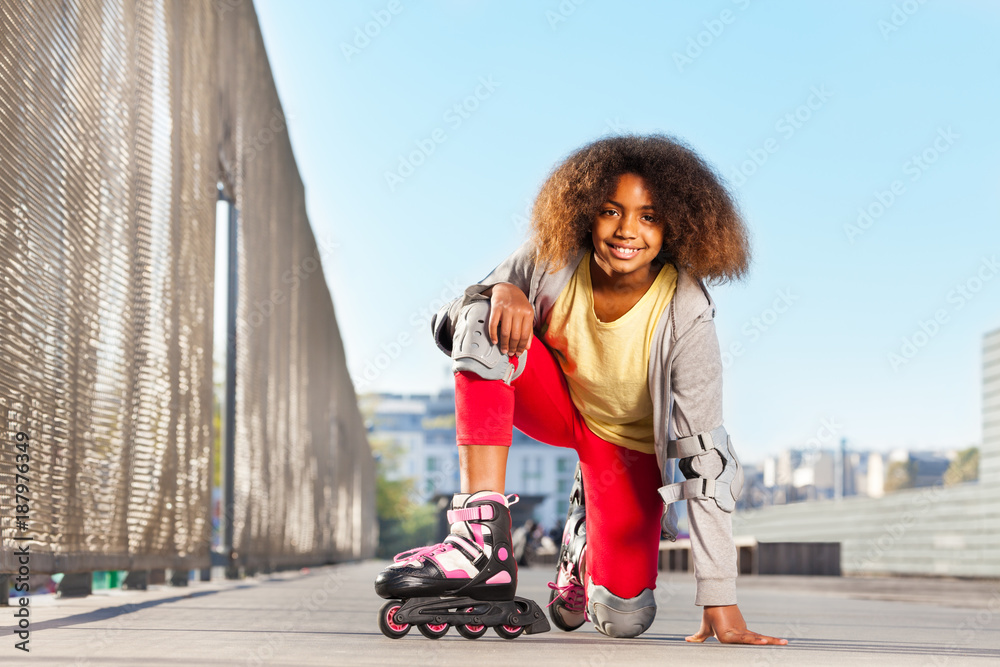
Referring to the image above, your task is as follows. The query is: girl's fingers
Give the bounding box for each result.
[685,617,714,643]
[509,313,523,356]
[488,302,502,345]
[519,316,533,354]
[488,299,533,356]
[721,630,787,645]
[498,309,512,354]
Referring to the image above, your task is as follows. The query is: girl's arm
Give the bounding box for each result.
[669,315,736,605]
[670,315,787,645]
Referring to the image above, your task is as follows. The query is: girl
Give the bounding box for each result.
[376,134,787,645]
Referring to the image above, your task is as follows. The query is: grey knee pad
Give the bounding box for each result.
[586,578,656,638]
[431,301,455,356]
[451,299,526,385]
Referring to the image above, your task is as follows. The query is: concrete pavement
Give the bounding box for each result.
[7,560,1000,665]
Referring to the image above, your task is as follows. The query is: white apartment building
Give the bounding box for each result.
[366,389,578,532]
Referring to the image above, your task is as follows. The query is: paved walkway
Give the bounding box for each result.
[6,560,1000,665]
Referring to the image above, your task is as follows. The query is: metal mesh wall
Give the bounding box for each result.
[0,0,375,573]
[215,2,377,569]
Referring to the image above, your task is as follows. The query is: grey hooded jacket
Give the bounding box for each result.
[433,239,738,606]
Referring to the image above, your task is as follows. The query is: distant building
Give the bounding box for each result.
[842,450,885,499]
[866,452,884,498]
[366,389,576,531]
[733,326,1000,578]
[757,442,952,507]
[888,448,952,488]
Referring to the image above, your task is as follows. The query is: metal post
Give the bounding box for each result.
[122,570,148,590]
[835,437,845,500]
[56,572,93,598]
[223,197,240,580]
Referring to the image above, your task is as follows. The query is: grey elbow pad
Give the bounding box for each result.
[658,425,744,513]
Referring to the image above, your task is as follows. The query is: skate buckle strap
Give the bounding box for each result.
[503,362,515,384]
[447,505,495,524]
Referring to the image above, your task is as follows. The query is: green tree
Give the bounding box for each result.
[359,394,439,558]
[884,459,916,492]
[944,446,979,485]
[371,435,438,558]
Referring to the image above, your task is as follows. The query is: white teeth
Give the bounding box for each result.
[613,246,639,255]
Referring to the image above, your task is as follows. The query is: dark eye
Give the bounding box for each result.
[602,209,619,216]
[641,214,655,222]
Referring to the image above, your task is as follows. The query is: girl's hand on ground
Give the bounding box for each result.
[685,604,788,645]
[484,282,533,356]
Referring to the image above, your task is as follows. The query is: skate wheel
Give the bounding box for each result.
[378,600,410,639]
[456,623,487,639]
[418,622,450,639]
[455,606,487,639]
[494,624,524,640]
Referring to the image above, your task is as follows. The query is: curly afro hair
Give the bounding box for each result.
[529,133,751,285]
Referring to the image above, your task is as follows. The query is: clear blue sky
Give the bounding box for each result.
[253,0,1000,462]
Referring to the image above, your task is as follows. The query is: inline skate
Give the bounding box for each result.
[547,461,588,631]
[375,490,550,640]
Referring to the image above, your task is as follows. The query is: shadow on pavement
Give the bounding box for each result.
[30,586,256,633]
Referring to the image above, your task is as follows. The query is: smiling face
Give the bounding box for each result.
[590,172,664,286]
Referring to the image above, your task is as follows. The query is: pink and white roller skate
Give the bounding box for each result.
[375,490,550,640]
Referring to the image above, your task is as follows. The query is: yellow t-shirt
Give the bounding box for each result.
[541,251,678,454]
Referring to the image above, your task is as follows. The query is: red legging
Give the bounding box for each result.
[455,333,663,599]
